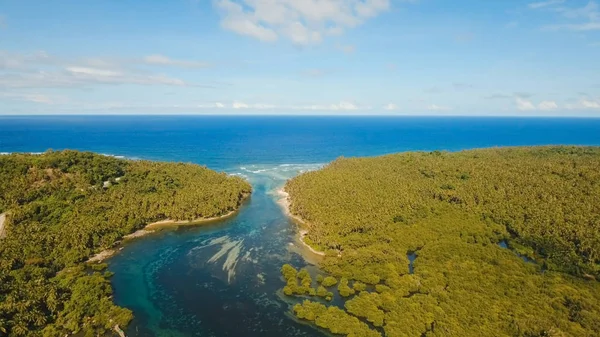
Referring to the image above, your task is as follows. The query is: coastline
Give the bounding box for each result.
[87,193,250,263]
[124,208,241,239]
[276,188,326,257]
[0,212,6,239]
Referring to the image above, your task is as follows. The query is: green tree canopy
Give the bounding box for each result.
[0,150,251,336]
[283,146,600,337]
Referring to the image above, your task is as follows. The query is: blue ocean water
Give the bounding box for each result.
[2,116,600,170]
[1,115,599,337]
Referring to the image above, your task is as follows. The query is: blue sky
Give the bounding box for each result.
[0,0,599,116]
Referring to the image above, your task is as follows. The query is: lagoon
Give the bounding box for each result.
[1,115,599,336]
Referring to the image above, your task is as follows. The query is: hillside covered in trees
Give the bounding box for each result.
[282,146,600,337]
[0,150,251,336]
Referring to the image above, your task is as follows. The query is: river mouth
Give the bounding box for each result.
[108,164,325,337]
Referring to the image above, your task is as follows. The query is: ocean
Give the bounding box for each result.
[1,115,599,337]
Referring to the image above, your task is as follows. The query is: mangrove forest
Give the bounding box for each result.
[281,146,600,337]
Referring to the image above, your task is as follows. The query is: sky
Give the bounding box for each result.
[0,0,599,116]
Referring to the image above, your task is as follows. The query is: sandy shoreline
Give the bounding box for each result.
[87,248,120,263]
[88,194,250,263]
[276,188,326,257]
[122,209,241,240]
[0,213,6,239]
[87,211,240,263]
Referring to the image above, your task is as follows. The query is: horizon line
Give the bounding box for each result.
[1,113,600,118]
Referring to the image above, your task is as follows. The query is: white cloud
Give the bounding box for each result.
[538,100,559,110]
[537,1,600,31]
[231,102,278,109]
[213,0,396,45]
[427,104,451,111]
[232,101,250,109]
[0,50,55,70]
[143,55,210,68]
[1,92,66,105]
[543,22,600,31]
[5,98,380,113]
[0,67,189,88]
[215,0,280,42]
[384,103,399,110]
[66,66,121,77]
[516,97,538,111]
[582,99,600,108]
[1,50,210,71]
[560,1,599,20]
[528,0,564,9]
[516,98,561,111]
[0,51,211,89]
[23,100,379,113]
[289,101,362,111]
[564,99,600,110]
[333,101,359,110]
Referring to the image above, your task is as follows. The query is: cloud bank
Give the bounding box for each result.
[213,0,398,45]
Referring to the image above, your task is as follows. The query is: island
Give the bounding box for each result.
[280,146,600,337]
[0,150,251,336]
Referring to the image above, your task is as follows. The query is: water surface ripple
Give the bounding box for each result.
[109,164,324,337]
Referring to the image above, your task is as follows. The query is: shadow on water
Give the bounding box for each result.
[407,252,417,274]
[498,240,536,264]
[108,164,326,337]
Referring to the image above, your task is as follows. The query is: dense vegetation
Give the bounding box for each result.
[0,150,251,336]
[282,146,600,337]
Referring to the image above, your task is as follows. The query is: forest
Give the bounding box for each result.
[0,150,251,336]
[282,146,600,337]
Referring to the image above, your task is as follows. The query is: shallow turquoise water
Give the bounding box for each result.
[108,164,325,337]
[2,116,600,336]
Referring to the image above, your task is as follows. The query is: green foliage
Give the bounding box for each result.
[89,263,108,271]
[352,281,367,292]
[281,264,297,280]
[294,301,381,337]
[316,285,328,297]
[283,147,600,336]
[322,276,338,287]
[338,277,355,297]
[294,300,327,322]
[0,150,251,336]
[345,292,385,327]
[281,264,316,296]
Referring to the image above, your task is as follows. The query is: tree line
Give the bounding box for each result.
[282,146,600,337]
[0,150,251,336]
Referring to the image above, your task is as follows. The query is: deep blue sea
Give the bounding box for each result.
[1,115,599,337]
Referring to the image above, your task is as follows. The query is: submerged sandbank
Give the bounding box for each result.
[276,188,326,257]
[87,194,250,263]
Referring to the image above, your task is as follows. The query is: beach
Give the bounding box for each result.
[276,188,326,257]
[87,212,239,263]
[87,248,119,263]
[123,209,242,240]
[0,213,6,239]
[88,194,250,263]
